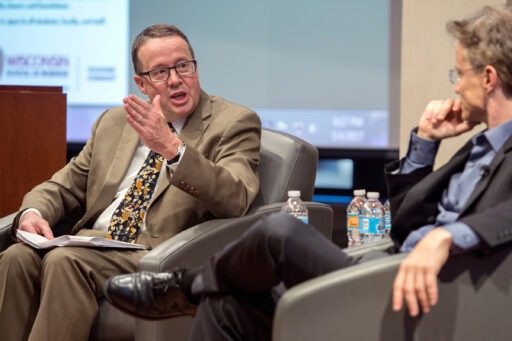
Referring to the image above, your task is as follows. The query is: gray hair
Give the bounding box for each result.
[447,6,512,96]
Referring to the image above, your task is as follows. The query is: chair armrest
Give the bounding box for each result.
[0,212,17,251]
[138,202,332,272]
[344,238,395,260]
[250,202,332,239]
[274,243,512,340]
[273,253,404,341]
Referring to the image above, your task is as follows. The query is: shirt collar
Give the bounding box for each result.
[481,119,512,152]
[169,117,187,134]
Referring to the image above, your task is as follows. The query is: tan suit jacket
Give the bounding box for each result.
[13,91,261,248]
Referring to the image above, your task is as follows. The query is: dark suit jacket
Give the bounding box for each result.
[12,90,261,248]
[386,134,512,250]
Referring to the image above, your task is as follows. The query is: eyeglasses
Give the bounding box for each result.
[138,60,197,82]
[449,66,482,84]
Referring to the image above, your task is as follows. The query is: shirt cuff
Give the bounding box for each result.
[19,208,42,222]
[400,128,440,174]
[399,224,435,252]
[443,222,481,250]
[165,145,186,172]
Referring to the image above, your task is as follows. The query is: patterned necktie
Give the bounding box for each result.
[107,150,164,243]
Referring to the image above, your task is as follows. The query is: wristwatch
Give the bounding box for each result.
[167,143,186,165]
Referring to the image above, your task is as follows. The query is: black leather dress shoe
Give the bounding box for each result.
[104,270,197,320]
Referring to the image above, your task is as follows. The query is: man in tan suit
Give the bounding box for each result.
[0,24,260,340]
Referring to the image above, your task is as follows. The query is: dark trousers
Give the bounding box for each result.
[188,212,361,341]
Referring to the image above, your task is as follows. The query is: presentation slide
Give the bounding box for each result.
[0,0,129,141]
[137,0,393,150]
[1,0,394,150]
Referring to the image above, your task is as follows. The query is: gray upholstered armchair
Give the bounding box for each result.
[0,128,334,341]
[273,239,512,340]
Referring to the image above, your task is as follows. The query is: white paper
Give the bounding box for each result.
[16,230,148,250]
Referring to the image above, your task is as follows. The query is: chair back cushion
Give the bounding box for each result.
[253,128,318,207]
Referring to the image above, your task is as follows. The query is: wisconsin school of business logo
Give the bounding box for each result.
[0,48,3,79]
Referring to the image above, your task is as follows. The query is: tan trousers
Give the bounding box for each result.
[0,243,148,341]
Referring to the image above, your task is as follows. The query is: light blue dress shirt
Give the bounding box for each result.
[399,120,512,252]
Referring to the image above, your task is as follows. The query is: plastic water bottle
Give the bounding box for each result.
[383,199,391,238]
[282,190,308,224]
[360,192,385,244]
[346,189,366,247]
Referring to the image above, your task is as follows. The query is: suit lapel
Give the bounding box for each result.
[86,122,139,220]
[462,135,512,212]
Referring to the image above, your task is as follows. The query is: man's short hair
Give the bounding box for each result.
[131,24,195,74]
[447,6,512,96]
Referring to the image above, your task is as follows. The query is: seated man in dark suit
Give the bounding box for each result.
[105,5,512,340]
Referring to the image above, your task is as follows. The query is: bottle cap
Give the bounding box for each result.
[367,192,380,199]
[353,189,366,196]
[288,190,301,198]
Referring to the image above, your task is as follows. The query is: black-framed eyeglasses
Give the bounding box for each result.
[138,60,197,82]
[449,66,482,84]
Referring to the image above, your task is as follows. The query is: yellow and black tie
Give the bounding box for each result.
[106,150,163,243]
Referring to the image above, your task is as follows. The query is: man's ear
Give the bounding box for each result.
[483,64,498,94]
[134,75,148,95]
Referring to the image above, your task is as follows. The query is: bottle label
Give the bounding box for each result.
[347,213,359,230]
[297,216,308,224]
[361,217,384,234]
[384,213,391,230]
